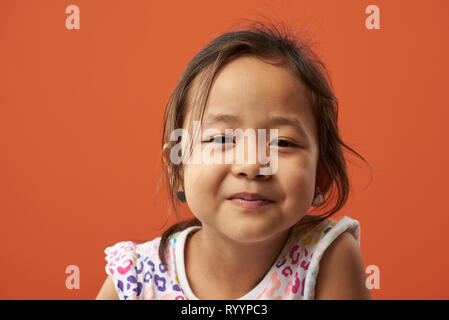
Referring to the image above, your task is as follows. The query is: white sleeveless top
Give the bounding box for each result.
[104,215,360,300]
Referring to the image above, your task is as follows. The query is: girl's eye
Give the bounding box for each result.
[202,136,298,148]
[270,139,298,148]
[203,135,234,144]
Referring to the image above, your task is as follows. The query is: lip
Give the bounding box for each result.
[228,198,274,209]
[227,192,275,209]
[227,192,274,202]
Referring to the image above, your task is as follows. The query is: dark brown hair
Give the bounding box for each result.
[155,19,372,270]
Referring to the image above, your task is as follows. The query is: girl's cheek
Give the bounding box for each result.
[184,164,218,189]
[277,162,313,189]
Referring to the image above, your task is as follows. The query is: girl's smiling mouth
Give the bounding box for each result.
[227,192,275,209]
[228,198,274,209]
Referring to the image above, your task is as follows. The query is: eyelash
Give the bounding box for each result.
[202,136,299,148]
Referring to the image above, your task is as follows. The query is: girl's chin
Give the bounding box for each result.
[213,221,287,244]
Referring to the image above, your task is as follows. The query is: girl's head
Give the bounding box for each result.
[158,20,370,266]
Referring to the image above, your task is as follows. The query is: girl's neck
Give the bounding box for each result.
[184,226,291,299]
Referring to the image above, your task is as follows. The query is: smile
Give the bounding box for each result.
[228,198,274,209]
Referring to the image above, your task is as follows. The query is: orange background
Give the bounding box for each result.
[1,0,448,299]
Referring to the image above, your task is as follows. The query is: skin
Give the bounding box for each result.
[96,55,371,300]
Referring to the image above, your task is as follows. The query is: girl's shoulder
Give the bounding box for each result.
[103,231,187,300]
[104,229,185,267]
[289,214,360,247]
[278,215,361,299]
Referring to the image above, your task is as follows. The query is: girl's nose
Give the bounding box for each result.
[231,162,271,181]
[230,134,273,180]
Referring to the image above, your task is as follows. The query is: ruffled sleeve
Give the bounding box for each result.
[104,241,142,300]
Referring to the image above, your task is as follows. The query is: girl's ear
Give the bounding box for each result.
[162,142,185,189]
[315,161,331,193]
[162,143,171,168]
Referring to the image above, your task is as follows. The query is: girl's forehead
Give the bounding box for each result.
[185,55,316,138]
[207,56,311,119]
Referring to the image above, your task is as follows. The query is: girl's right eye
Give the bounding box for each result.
[203,135,234,144]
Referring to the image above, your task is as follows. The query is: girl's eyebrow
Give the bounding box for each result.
[203,113,309,137]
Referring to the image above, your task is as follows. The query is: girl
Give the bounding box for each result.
[96,20,372,300]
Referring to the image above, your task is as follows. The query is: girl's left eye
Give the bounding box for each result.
[270,139,298,148]
[203,135,234,144]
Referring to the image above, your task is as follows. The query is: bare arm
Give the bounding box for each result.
[95,276,120,300]
[315,231,372,300]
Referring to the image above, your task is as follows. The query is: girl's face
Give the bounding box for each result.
[181,55,320,244]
